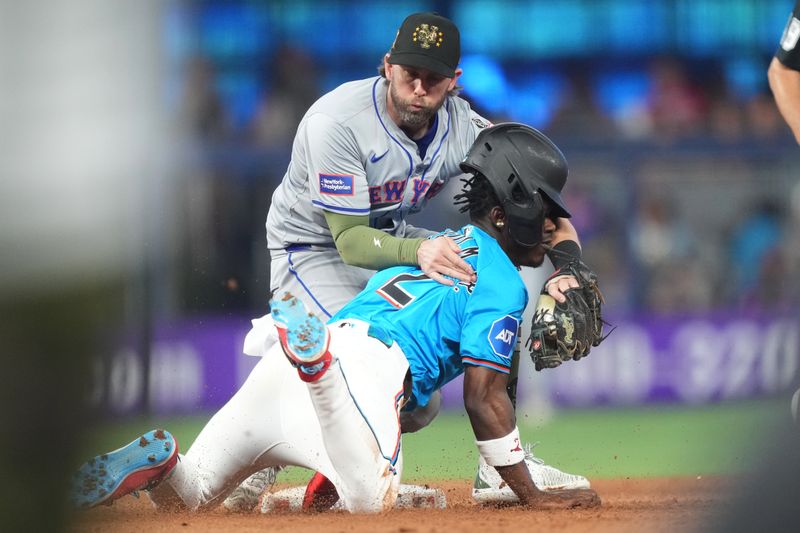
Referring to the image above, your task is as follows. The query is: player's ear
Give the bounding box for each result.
[448,68,462,91]
[490,206,506,230]
[384,54,393,79]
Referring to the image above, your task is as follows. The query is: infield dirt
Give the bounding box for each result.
[69,476,735,532]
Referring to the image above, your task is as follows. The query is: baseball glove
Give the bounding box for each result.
[527,259,607,371]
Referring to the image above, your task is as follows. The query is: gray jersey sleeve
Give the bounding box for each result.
[396,221,437,239]
[449,108,494,171]
[468,110,494,138]
[304,113,370,216]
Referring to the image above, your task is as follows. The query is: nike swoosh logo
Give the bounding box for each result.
[369,149,389,164]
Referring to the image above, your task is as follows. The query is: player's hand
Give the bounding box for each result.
[544,274,580,303]
[417,236,476,286]
[524,488,601,510]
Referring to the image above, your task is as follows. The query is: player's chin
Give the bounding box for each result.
[522,249,547,268]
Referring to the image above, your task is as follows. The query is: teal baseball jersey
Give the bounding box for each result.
[332,224,528,410]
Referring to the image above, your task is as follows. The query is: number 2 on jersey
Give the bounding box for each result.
[376,273,431,308]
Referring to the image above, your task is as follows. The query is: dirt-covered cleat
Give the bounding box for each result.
[270,292,332,382]
[472,444,590,504]
[222,467,280,513]
[71,429,179,509]
[302,471,339,512]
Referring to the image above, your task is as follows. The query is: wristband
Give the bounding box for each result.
[548,239,581,271]
[475,426,525,467]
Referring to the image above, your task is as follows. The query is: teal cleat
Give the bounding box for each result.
[71,429,178,509]
[270,292,332,382]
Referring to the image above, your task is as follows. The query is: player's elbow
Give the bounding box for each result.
[332,231,373,268]
[334,240,363,267]
[768,57,783,94]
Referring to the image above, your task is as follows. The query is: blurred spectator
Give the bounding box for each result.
[629,194,713,313]
[547,74,617,139]
[646,57,708,142]
[179,55,232,141]
[561,184,605,241]
[249,46,321,148]
[779,182,800,307]
[727,200,786,308]
[707,93,746,142]
[745,91,788,140]
[645,259,714,314]
[630,195,692,267]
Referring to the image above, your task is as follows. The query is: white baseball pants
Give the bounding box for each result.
[149,317,408,513]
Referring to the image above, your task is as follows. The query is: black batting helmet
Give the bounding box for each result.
[460,123,570,247]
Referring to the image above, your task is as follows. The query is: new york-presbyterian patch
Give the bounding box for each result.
[319,174,354,196]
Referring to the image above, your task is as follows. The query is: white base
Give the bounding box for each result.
[257,484,446,513]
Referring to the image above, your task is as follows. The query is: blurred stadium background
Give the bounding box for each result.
[61,0,800,417]
[1,0,799,528]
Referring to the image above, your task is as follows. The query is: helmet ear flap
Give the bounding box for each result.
[504,191,545,248]
[509,181,526,203]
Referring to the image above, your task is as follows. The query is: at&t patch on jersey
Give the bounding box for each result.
[319,174,354,196]
[488,315,519,359]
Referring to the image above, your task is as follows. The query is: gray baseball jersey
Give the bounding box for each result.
[266,76,491,249]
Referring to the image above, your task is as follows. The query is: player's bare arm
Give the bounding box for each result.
[543,217,582,303]
[463,365,599,508]
[768,57,800,144]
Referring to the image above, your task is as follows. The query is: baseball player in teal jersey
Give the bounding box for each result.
[70,123,599,513]
[331,225,527,412]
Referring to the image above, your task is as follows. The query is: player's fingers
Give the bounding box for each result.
[444,236,462,253]
[547,284,567,304]
[546,275,578,303]
[441,237,476,278]
[443,265,474,284]
[442,256,475,282]
[423,238,474,281]
[425,269,455,286]
[559,276,580,291]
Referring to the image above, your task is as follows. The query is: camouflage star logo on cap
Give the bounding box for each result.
[413,24,443,49]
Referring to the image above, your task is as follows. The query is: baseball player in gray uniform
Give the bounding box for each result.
[226,11,586,510]
[266,12,482,319]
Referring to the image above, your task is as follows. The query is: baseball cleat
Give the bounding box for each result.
[222,466,280,513]
[71,429,179,509]
[472,444,590,503]
[270,292,332,381]
[303,471,339,511]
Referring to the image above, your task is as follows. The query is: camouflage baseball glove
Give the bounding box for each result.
[527,259,607,371]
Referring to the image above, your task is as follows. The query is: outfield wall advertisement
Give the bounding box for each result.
[94,312,799,415]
